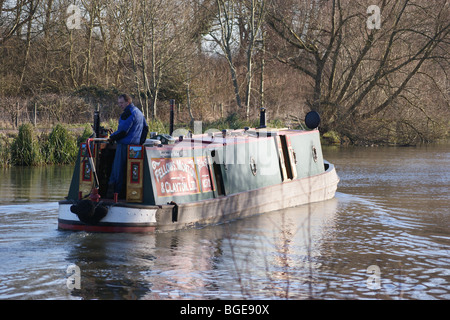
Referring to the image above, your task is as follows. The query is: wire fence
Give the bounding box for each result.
[0,101,118,130]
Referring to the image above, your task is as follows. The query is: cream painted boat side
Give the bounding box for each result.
[58,162,338,232]
[155,162,339,231]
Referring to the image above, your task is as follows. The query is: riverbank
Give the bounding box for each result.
[0,123,91,167]
[1,115,448,168]
[0,113,271,168]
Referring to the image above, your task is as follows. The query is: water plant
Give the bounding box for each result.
[10,123,43,166]
[0,134,12,167]
[77,124,94,146]
[43,124,78,164]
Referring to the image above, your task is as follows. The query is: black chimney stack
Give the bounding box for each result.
[259,107,266,128]
[170,99,175,136]
[93,110,100,138]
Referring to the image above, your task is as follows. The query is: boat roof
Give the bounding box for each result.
[147,128,317,151]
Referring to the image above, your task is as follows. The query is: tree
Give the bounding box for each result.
[208,0,243,110]
[242,0,265,119]
[206,0,266,119]
[110,0,193,120]
[0,0,40,46]
[267,0,450,142]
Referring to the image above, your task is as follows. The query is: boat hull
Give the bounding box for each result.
[58,161,339,233]
[58,202,158,233]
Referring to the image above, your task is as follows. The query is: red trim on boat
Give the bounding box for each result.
[58,221,156,233]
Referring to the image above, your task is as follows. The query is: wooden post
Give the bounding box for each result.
[15,102,19,128]
[33,102,37,127]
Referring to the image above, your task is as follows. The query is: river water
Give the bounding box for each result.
[0,144,448,300]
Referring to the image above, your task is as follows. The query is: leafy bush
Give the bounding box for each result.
[77,124,94,145]
[43,124,78,164]
[11,123,43,166]
[0,134,12,167]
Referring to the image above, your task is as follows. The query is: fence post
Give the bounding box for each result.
[15,102,19,128]
[34,103,37,127]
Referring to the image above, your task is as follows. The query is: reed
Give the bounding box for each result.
[10,123,43,166]
[6,123,87,166]
[43,124,78,164]
[77,124,94,146]
[0,134,12,167]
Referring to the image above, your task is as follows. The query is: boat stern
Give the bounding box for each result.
[58,200,158,233]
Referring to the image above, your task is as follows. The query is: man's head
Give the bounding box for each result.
[118,94,132,110]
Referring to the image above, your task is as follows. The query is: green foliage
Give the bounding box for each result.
[77,124,93,145]
[73,85,119,102]
[5,123,87,166]
[11,123,43,166]
[322,131,341,145]
[148,119,168,135]
[204,113,260,131]
[43,124,78,164]
[0,134,12,167]
[268,118,286,128]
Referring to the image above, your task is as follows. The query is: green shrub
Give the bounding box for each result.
[43,124,78,164]
[11,123,43,166]
[148,119,168,134]
[322,131,341,145]
[0,134,12,167]
[77,124,93,145]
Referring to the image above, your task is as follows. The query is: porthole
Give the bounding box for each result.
[250,157,257,176]
[312,146,318,162]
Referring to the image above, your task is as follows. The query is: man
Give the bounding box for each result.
[108,94,148,197]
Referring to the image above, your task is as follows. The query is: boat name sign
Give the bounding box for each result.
[151,157,213,197]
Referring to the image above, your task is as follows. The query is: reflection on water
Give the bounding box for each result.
[57,199,338,300]
[0,166,73,204]
[0,144,449,300]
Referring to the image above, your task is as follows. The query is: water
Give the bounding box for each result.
[0,145,448,300]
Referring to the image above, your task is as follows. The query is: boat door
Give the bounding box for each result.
[211,150,225,196]
[276,135,298,181]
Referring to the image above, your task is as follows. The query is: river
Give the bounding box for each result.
[0,144,448,300]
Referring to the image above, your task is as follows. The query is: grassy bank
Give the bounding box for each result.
[0,123,92,167]
[0,114,289,168]
[3,114,443,168]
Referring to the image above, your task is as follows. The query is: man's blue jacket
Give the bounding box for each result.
[110,104,148,145]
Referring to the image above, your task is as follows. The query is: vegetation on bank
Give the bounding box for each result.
[0,113,294,168]
[0,124,92,167]
[3,109,448,168]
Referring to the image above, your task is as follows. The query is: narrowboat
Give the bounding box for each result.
[58,110,339,233]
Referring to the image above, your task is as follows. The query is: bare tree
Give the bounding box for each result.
[206,0,266,118]
[0,0,40,46]
[110,0,191,120]
[0,0,447,144]
[266,0,450,142]
[243,0,265,119]
[207,0,243,110]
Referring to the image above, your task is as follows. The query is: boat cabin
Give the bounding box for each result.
[67,128,326,206]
